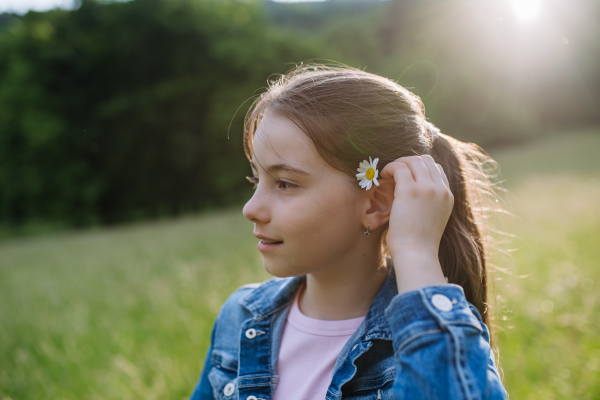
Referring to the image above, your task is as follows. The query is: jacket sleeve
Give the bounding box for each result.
[384,283,508,400]
[189,317,218,400]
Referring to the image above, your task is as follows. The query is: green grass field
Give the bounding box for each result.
[488,128,600,399]
[1,128,599,399]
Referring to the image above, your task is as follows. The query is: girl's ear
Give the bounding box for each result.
[364,179,394,230]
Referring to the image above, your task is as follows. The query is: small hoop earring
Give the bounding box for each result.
[364,223,371,237]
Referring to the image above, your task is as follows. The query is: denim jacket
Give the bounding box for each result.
[189,265,508,400]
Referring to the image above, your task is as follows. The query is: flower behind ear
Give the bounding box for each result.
[356,156,379,190]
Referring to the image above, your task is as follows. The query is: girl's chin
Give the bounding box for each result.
[263,262,307,278]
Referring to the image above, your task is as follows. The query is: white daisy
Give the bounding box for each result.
[355,156,379,190]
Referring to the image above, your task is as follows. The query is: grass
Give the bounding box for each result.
[487,127,600,399]
[1,127,599,399]
[0,210,272,399]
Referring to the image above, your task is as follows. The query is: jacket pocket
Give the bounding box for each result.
[208,349,239,400]
[208,366,239,400]
[342,371,395,400]
[342,384,394,400]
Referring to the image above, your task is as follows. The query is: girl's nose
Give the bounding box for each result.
[242,190,270,224]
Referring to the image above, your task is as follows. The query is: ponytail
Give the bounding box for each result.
[428,126,503,355]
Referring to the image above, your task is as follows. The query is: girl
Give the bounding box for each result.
[189,63,508,400]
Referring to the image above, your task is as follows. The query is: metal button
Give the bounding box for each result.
[223,382,235,397]
[245,328,257,339]
[246,396,258,400]
[431,294,453,312]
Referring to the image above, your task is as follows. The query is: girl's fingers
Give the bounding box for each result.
[436,163,450,189]
[420,155,445,185]
[380,155,451,193]
[380,160,414,185]
[394,156,432,183]
[381,155,439,184]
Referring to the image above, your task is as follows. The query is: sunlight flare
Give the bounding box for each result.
[512,0,541,21]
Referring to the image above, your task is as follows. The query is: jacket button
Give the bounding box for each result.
[431,294,453,312]
[246,396,258,400]
[245,328,257,339]
[223,382,235,397]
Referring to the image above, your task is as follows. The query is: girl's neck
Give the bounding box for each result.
[297,258,389,321]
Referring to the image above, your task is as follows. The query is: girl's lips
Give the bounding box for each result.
[257,240,283,252]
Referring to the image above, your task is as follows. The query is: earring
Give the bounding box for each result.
[364,223,371,237]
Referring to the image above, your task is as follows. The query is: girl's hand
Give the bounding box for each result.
[379,155,454,294]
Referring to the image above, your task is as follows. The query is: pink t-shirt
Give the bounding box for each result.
[272,282,366,400]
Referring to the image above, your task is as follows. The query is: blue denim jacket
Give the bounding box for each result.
[189,265,507,400]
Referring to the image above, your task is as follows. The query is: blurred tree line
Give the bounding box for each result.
[0,0,598,230]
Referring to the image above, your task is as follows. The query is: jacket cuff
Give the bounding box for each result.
[384,284,483,339]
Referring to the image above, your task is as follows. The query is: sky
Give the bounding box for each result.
[0,0,542,20]
[0,0,329,15]
[0,0,75,14]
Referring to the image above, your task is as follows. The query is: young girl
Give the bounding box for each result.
[189,63,508,400]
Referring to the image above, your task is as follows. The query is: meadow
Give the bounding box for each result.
[1,128,599,399]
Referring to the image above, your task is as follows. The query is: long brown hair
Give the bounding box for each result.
[242,61,508,369]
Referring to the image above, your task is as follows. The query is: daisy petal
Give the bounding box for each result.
[357,156,384,190]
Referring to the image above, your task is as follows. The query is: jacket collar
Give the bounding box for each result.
[238,261,398,341]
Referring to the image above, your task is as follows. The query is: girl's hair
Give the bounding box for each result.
[242,62,509,366]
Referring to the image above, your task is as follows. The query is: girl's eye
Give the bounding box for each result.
[278,180,297,190]
[245,176,298,191]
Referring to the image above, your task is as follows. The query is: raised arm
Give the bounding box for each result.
[378,155,507,398]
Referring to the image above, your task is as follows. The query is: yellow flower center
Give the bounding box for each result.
[366,168,375,180]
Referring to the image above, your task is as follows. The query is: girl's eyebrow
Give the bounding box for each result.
[250,161,309,176]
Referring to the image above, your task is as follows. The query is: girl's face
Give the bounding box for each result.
[242,111,366,278]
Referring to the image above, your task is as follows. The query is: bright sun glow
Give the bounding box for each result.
[512,0,541,21]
